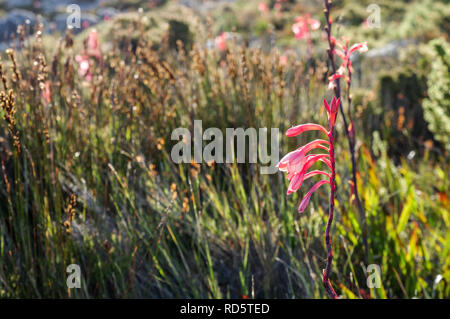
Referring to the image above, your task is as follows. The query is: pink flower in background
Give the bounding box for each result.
[41,81,51,105]
[274,1,283,16]
[82,20,90,29]
[75,29,103,81]
[75,54,93,81]
[86,29,102,62]
[278,97,340,213]
[215,32,228,52]
[275,0,287,11]
[292,14,320,40]
[258,2,269,13]
[292,14,320,59]
[328,36,367,88]
[87,30,99,50]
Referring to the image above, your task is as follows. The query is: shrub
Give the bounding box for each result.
[422,38,450,152]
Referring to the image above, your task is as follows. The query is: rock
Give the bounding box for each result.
[97,7,119,21]
[0,9,37,42]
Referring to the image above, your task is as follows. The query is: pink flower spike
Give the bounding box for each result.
[349,42,368,54]
[292,15,320,40]
[300,139,330,154]
[330,36,337,46]
[86,29,102,62]
[286,123,329,137]
[327,81,336,91]
[87,29,99,51]
[277,149,302,172]
[286,156,329,195]
[41,81,51,105]
[302,154,330,174]
[277,140,329,175]
[333,38,346,51]
[298,180,330,213]
[333,49,346,60]
[320,157,332,169]
[287,167,330,195]
[332,97,341,114]
[292,21,307,39]
[328,73,344,82]
[309,18,321,30]
[258,2,269,13]
[215,32,228,52]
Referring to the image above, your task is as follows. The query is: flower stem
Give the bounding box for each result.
[323,0,368,265]
[323,126,338,299]
[346,63,369,265]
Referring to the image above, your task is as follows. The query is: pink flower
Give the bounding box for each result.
[278,97,340,212]
[86,29,102,62]
[274,2,282,12]
[82,20,90,29]
[41,81,51,105]
[75,29,103,81]
[75,54,93,81]
[215,32,228,52]
[323,96,340,127]
[279,49,296,66]
[258,2,269,13]
[328,36,368,89]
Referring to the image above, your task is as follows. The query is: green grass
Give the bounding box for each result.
[0,0,448,299]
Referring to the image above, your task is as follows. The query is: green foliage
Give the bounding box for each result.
[423,38,450,152]
[398,0,450,40]
[0,0,448,299]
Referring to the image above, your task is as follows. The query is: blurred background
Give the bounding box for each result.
[0,0,448,298]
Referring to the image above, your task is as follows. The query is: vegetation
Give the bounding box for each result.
[0,0,448,298]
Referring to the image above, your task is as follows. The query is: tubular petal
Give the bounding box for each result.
[298,180,330,213]
[333,49,346,60]
[304,170,331,180]
[287,173,303,194]
[309,18,321,30]
[287,155,330,195]
[323,98,331,114]
[328,73,344,82]
[349,42,368,54]
[286,123,329,137]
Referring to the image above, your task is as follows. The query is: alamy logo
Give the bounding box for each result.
[366,264,382,288]
[66,264,81,288]
[67,4,81,29]
[366,4,381,29]
[171,120,280,174]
